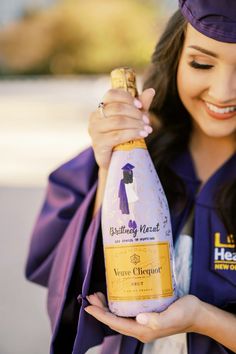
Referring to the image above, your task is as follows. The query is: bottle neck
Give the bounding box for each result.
[113,139,147,151]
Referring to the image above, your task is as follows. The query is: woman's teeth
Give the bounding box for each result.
[206,102,236,114]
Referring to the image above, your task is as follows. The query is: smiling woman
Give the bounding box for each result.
[25,1,236,354]
[178,26,236,140]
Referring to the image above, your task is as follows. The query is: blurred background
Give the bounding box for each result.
[0,1,177,353]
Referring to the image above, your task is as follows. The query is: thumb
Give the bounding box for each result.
[139,88,156,112]
[136,312,165,330]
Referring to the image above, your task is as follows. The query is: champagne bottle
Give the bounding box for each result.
[101,67,177,317]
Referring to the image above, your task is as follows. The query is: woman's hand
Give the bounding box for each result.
[88,88,155,170]
[84,292,202,343]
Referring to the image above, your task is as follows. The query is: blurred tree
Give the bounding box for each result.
[0,0,161,75]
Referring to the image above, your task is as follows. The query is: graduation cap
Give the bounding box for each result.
[179,0,236,43]
[121,163,135,171]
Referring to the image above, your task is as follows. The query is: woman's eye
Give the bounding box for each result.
[189,60,213,70]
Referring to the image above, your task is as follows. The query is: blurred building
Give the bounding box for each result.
[0,0,56,26]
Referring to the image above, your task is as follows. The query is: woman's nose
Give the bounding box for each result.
[208,68,236,104]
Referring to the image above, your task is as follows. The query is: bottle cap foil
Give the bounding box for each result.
[111,67,138,98]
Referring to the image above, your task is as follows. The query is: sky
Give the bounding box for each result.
[0,0,56,25]
[0,0,178,26]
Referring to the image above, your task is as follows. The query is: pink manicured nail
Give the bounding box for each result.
[134,98,142,109]
[144,125,153,134]
[142,114,150,124]
[139,130,148,138]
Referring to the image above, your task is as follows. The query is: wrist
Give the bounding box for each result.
[92,168,109,218]
[190,299,209,335]
[99,167,109,174]
[98,168,108,182]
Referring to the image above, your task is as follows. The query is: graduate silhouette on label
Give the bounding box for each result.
[118,163,139,229]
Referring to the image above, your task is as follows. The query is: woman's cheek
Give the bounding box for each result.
[178,68,206,103]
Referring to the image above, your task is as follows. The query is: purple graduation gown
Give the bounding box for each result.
[25,147,236,354]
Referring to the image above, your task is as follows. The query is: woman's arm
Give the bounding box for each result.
[85,293,236,353]
[194,300,236,352]
[92,168,108,217]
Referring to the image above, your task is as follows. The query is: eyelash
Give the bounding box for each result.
[189,60,214,70]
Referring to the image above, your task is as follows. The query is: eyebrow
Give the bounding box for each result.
[188,45,218,58]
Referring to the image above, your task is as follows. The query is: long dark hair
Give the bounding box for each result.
[143,10,236,237]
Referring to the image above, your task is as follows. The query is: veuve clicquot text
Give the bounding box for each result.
[101,67,177,317]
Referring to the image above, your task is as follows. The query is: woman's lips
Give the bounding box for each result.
[203,101,236,120]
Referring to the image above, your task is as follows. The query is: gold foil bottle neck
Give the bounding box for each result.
[110,67,146,151]
[111,67,138,98]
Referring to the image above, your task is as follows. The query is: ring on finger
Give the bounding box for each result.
[98,102,107,118]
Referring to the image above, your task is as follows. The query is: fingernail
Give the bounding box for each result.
[136,314,148,325]
[134,98,142,109]
[142,114,150,124]
[139,130,148,138]
[144,125,153,134]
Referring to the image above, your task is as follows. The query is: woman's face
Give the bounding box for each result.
[177,24,236,139]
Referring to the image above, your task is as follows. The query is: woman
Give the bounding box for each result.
[25,1,236,353]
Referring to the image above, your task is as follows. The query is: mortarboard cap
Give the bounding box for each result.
[179,0,236,43]
[122,163,135,171]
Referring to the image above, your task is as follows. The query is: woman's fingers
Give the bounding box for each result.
[136,295,201,333]
[139,88,156,112]
[88,98,150,139]
[86,293,109,310]
[92,127,151,152]
[101,102,144,120]
[88,87,155,170]
[136,312,164,331]
[84,304,146,338]
[102,89,142,108]
[102,88,156,113]
[95,292,108,307]
[85,295,202,344]
[92,115,151,134]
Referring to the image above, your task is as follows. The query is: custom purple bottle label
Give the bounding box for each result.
[102,145,177,316]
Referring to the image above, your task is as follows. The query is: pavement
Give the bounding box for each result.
[0,76,110,354]
[0,186,49,354]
